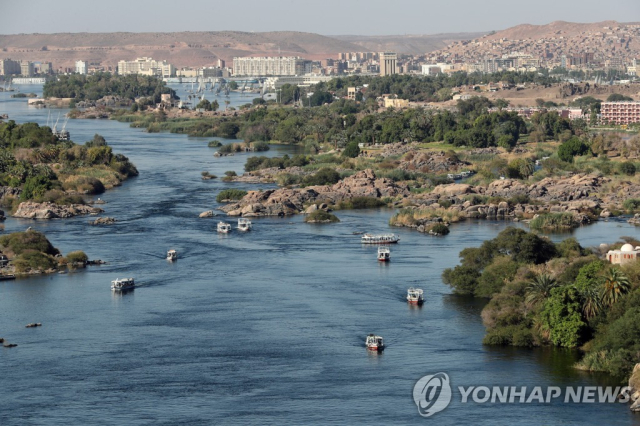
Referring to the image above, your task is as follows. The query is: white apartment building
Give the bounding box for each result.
[117,57,175,78]
[233,57,310,76]
[75,60,88,75]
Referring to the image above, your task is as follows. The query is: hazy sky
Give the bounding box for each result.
[1,0,639,35]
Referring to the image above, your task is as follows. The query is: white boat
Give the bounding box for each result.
[407,288,424,305]
[377,246,390,262]
[361,233,399,244]
[111,278,135,291]
[237,218,252,231]
[217,221,232,233]
[365,334,384,351]
[166,249,177,261]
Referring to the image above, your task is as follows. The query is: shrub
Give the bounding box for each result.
[216,189,247,203]
[208,140,222,148]
[251,141,270,152]
[13,250,58,273]
[529,213,578,230]
[304,210,340,223]
[338,196,386,209]
[218,144,241,154]
[302,168,341,186]
[619,161,636,176]
[623,199,640,213]
[62,176,105,194]
[224,171,237,177]
[557,137,591,163]
[342,141,360,158]
[65,250,88,265]
[427,222,450,236]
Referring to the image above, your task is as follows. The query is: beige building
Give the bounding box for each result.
[20,61,34,77]
[379,52,397,76]
[607,244,640,265]
[233,56,310,76]
[347,87,357,100]
[0,59,21,76]
[117,57,175,78]
[382,96,408,108]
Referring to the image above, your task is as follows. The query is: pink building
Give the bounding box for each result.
[601,101,640,125]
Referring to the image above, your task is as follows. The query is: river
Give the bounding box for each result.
[1,85,639,425]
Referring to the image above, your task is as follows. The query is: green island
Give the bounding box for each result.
[0,229,89,275]
[443,228,640,379]
[0,120,138,218]
[43,73,177,107]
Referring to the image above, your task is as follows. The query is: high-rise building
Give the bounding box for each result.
[232,56,310,76]
[20,61,34,77]
[379,52,397,76]
[75,60,88,75]
[217,59,226,69]
[0,59,21,76]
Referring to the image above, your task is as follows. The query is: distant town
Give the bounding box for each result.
[2,22,640,126]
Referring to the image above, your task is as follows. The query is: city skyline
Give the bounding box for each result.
[0,0,639,35]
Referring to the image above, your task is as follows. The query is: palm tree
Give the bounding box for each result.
[602,267,631,306]
[526,274,557,307]
[578,285,603,320]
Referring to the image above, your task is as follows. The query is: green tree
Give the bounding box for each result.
[342,141,360,158]
[526,274,558,307]
[540,286,586,347]
[619,161,636,176]
[602,267,631,307]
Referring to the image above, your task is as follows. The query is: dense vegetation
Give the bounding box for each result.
[43,73,177,102]
[319,71,559,102]
[0,121,138,207]
[0,230,88,273]
[116,95,532,150]
[443,228,640,378]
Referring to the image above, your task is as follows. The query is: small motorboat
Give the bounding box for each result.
[407,288,424,305]
[377,246,390,262]
[217,221,232,233]
[365,334,384,351]
[166,249,177,261]
[237,218,252,232]
[111,278,135,291]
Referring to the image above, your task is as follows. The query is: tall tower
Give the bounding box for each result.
[379,52,397,76]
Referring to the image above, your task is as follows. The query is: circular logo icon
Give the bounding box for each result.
[413,372,452,417]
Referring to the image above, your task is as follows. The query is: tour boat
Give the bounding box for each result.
[365,334,384,351]
[237,218,252,232]
[377,246,390,262]
[217,221,232,233]
[406,288,424,305]
[166,249,177,261]
[111,278,135,291]
[361,233,399,244]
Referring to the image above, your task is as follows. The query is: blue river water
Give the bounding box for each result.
[0,85,639,425]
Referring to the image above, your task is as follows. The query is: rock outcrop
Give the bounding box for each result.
[13,202,103,219]
[221,169,409,217]
[199,210,214,218]
[628,364,640,411]
[89,217,117,225]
